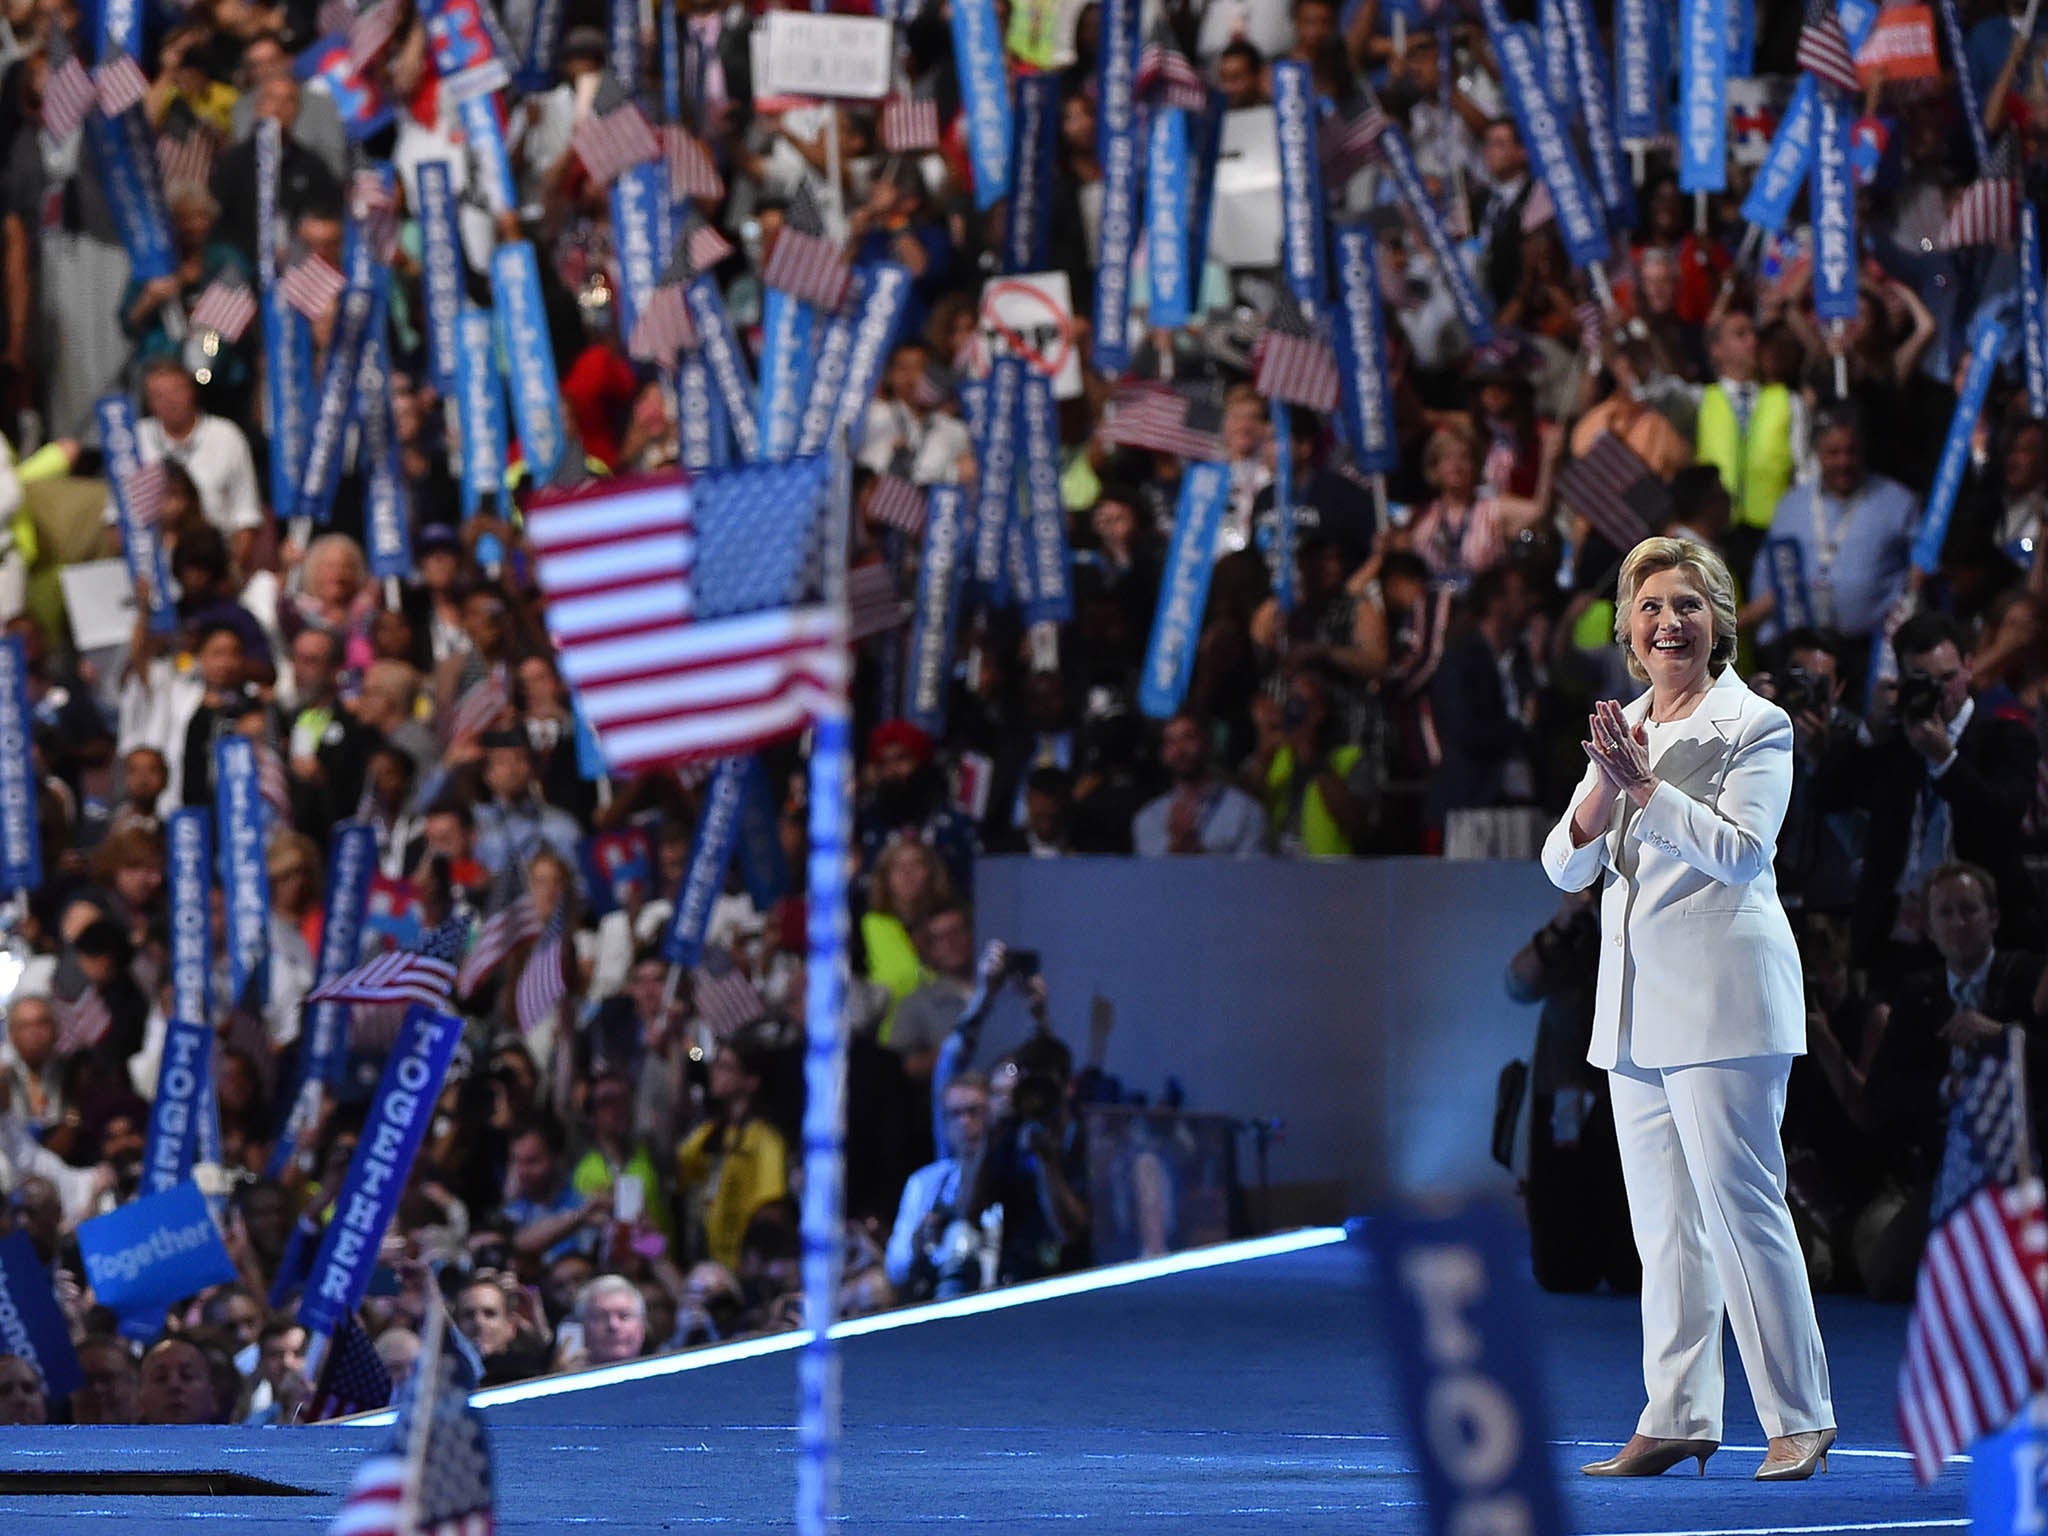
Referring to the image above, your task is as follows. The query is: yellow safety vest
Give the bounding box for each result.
[1695,382,1793,531]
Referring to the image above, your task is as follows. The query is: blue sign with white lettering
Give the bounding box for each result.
[0,1232,80,1399]
[77,1180,236,1318]
[1362,1202,1565,1536]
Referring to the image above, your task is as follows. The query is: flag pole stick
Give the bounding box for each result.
[1694,190,1707,235]
[796,430,855,1536]
[1831,319,1848,398]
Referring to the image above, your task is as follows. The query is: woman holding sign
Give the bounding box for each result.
[1542,537,1834,1482]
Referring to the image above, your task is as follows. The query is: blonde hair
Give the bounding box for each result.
[1423,422,1481,489]
[1612,536,1739,683]
[869,838,955,927]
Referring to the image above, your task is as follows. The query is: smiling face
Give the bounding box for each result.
[1628,566,1716,697]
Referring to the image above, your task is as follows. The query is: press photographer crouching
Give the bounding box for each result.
[929,943,1092,1289]
[1754,628,1864,916]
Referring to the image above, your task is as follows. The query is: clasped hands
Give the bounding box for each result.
[1583,699,1658,808]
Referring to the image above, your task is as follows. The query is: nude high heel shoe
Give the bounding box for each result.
[1581,1437,1718,1477]
[1754,1428,1835,1482]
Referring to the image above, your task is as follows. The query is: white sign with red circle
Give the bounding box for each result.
[979,271,1081,400]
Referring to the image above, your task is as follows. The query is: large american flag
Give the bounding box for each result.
[761,185,851,311]
[1556,433,1665,555]
[304,1313,392,1424]
[92,53,149,118]
[1938,134,2020,250]
[1135,18,1209,112]
[526,459,846,775]
[280,254,348,322]
[41,57,95,142]
[53,987,111,1056]
[1898,1047,2048,1484]
[512,908,567,1034]
[661,125,724,203]
[190,279,258,343]
[880,95,941,153]
[458,894,540,997]
[1099,383,1228,462]
[571,76,660,186]
[1253,294,1340,413]
[1795,0,1863,96]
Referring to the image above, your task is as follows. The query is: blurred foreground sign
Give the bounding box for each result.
[1362,1201,1565,1536]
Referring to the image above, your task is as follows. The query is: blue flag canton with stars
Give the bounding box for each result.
[396,1344,494,1534]
[688,457,834,621]
[1932,1050,2028,1226]
[414,910,471,966]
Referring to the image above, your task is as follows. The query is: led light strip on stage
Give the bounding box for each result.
[340,1227,1349,1424]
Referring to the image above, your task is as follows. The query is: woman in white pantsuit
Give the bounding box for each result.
[1543,537,1835,1482]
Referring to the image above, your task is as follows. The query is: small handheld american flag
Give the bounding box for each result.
[304,1313,392,1424]
[661,125,724,203]
[1319,105,1389,187]
[190,279,259,344]
[513,907,568,1035]
[1556,433,1666,556]
[156,130,217,194]
[691,951,766,1039]
[628,282,697,363]
[280,254,349,322]
[53,987,111,1056]
[121,462,168,527]
[1794,0,1863,96]
[761,183,852,312]
[1253,294,1340,413]
[1938,133,2020,251]
[348,0,403,70]
[863,474,928,536]
[41,57,95,142]
[571,75,660,186]
[1135,18,1209,112]
[1099,383,1228,462]
[1898,1042,2048,1484]
[308,948,461,1011]
[92,53,149,119]
[880,95,941,153]
[459,894,541,997]
[847,561,908,642]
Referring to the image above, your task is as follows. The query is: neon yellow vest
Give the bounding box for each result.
[1263,745,1363,858]
[1696,382,1793,531]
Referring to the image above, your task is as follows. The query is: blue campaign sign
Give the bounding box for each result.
[77,1180,236,1319]
[1362,1201,1566,1536]
[0,1232,81,1399]
[1973,1398,2048,1533]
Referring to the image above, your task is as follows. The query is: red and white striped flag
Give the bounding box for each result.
[572,79,660,186]
[1252,296,1339,413]
[1898,1050,2048,1483]
[864,474,927,536]
[1575,300,1607,362]
[155,129,216,192]
[308,948,461,1010]
[526,462,847,774]
[1557,432,1665,554]
[279,253,347,321]
[1099,382,1228,462]
[880,95,941,153]
[627,284,697,363]
[1795,0,1863,96]
[761,182,850,309]
[690,960,765,1039]
[847,561,907,642]
[190,279,258,343]
[121,462,168,527]
[686,217,735,274]
[513,910,568,1034]
[458,894,541,997]
[41,57,95,141]
[92,53,149,118]
[350,169,400,263]
[316,0,355,37]
[1319,106,1389,186]
[256,744,292,822]
[661,125,724,202]
[53,988,111,1055]
[1938,135,2020,250]
[440,667,509,745]
[1135,20,1209,112]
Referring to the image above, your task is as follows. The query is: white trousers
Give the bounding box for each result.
[1608,1055,1834,1441]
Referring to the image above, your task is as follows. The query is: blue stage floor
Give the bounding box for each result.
[0,1232,1972,1533]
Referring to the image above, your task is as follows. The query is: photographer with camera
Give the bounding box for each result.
[884,1071,991,1300]
[1847,612,2040,981]
[1757,629,1865,915]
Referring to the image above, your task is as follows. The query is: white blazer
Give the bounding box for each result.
[1541,666,1806,1071]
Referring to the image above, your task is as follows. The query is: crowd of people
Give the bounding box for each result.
[0,0,2043,1423]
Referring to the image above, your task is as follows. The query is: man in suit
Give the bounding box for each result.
[1860,862,2047,1297]
[1474,119,1531,309]
[1844,611,2039,980]
[210,73,342,275]
[1428,562,1543,853]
